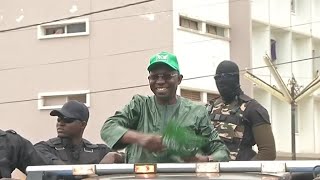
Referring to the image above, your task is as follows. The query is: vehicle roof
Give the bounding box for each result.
[83,172,289,180]
[26,160,320,180]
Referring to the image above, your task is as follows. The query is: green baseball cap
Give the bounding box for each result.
[147,51,180,72]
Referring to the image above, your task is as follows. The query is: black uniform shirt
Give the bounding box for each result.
[241,99,271,146]
[0,129,48,178]
[35,137,111,165]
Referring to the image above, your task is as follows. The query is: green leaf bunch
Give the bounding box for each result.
[162,121,207,157]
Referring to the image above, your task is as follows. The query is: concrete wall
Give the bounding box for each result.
[0,0,174,142]
[0,1,174,177]
[229,0,253,96]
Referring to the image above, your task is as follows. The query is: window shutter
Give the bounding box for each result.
[179,17,199,30]
[207,93,219,103]
[180,89,201,101]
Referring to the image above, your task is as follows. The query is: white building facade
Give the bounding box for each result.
[230,0,320,158]
[173,0,231,102]
[174,0,320,158]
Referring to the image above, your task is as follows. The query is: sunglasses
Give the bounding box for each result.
[148,73,178,81]
[57,117,79,124]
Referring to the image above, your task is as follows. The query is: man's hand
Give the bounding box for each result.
[120,131,165,152]
[137,134,165,152]
[99,152,124,164]
[182,154,209,163]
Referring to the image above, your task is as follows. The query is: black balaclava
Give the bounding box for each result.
[215,60,243,103]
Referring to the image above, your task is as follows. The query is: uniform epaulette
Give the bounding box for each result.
[48,137,62,145]
[238,94,252,102]
[96,143,108,148]
[83,139,98,148]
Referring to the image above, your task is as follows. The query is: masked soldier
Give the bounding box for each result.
[0,129,48,178]
[207,60,276,161]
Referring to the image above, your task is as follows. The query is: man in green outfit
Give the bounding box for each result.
[100,51,229,163]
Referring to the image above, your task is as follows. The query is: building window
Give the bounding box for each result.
[45,26,65,35]
[270,39,277,61]
[207,93,219,103]
[178,15,229,40]
[180,89,220,105]
[179,16,199,31]
[291,0,296,14]
[180,89,219,104]
[38,90,90,109]
[180,89,201,102]
[206,24,226,37]
[37,18,89,39]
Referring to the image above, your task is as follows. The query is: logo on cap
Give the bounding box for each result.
[156,54,169,61]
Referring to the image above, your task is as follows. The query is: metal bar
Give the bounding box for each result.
[26,160,320,176]
[243,71,290,103]
[286,161,320,172]
[295,78,320,102]
[157,163,196,173]
[291,103,296,160]
[27,165,74,174]
[291,79,297,160]
[95,164,134,174]
[26,171,44,180]
[220,161,261,172]
[264,55,293,102]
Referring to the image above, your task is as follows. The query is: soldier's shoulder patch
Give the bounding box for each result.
[240,103,247,111]
[83,139,99,149]
[6,129,17,134]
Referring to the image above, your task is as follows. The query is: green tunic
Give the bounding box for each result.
[101,95,229,163]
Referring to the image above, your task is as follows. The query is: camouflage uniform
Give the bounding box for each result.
[207,94,260,160]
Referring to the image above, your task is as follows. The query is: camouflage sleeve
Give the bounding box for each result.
[197,108,230,162]
[244,100,271,127]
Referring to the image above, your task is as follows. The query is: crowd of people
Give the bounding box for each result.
[0,51,276,178]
